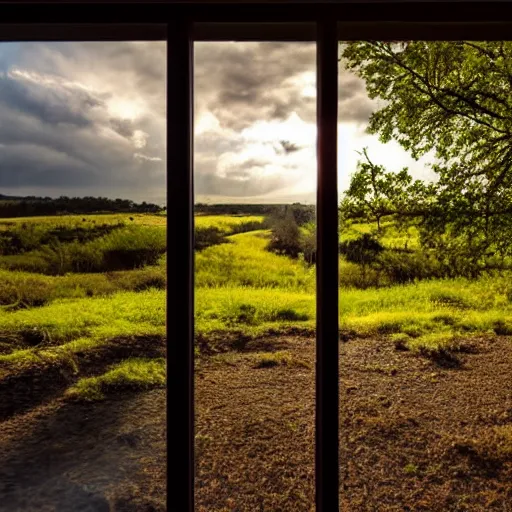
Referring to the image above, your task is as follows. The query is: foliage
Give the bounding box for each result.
[342,41,512,272]
[0,194,161,218]
[266,210,303,258]
[340,148,432,232]
[339,233,384,266]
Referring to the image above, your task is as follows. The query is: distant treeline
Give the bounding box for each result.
[195,202,315,221]
[0,195,162,218]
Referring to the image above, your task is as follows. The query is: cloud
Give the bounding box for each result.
[194,42,317,132]
[0,40,391,203]
[134,153,162,162]
[0,42,166,202]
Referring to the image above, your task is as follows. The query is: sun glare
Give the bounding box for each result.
[107,98,144,120]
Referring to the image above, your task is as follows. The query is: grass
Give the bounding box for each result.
[341,217,421,250]
[0,265,165,308]
[2,225,512,370]
[0,213,166,229]
[0,224,166,275]
[66,357,166,401]
[194,215,265,234]
[3,211,512,402]
[195,230,315,290]
[0,289,166,367]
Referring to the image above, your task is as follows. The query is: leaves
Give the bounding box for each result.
[342,41,512,272]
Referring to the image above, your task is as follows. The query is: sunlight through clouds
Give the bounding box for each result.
[0,40,437,204]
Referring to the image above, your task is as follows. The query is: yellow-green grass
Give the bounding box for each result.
[0,213,166,229]
[0,224,167,275]
[0,265,165,308]
[341,219,420,250]
[195,230,315,290]
[66,357,166,401]
[194,214,265,233]
[0,213,262,231]
[2,213,512,376]
[2,275,512,370]
[0,289,166,367]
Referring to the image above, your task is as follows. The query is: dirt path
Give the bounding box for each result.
[2,335,512,511]
[195,335,512,511]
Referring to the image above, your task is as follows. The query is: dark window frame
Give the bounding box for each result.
[2,3,512,510]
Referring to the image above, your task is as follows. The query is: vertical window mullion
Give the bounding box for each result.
[316,18,340,512]
[167,18,195,512]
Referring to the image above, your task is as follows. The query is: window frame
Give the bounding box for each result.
[2,3,512,511]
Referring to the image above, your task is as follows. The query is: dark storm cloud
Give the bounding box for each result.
[0,72,100,128]
[0,40,376,201]
[338,72,377,124]
[195,171,289,197]
[195,42,376,131]
[195,42,317,131]
[0,42,166,201]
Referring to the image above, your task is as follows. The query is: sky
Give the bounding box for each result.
[0,41,436,205]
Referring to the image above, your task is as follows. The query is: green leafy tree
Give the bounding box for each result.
[342,41,512,271]
[267,210,302,258]
[340,148,433,233]
[300,221,317,265]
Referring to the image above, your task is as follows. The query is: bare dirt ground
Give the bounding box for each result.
[2,334,512,511]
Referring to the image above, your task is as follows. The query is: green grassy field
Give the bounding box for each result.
[194,214,265,234]
[341,217,421,250]
[1,212,511,403]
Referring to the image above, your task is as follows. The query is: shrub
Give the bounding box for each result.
[267,212,303,258]
[377,250,441,284]
[339,259,383,289]
[339,233,384,266]
[194,226,228,251]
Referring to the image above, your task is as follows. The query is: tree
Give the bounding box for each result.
[342,41,512,269]
[340,148,433,233]
[266,209,302,258]
[301,221,317,265]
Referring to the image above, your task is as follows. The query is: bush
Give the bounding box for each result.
[339,234,384,265]
[267,212,302,258]
[339,259,384,289]
[195,226,228,251]
[377,250,441,284]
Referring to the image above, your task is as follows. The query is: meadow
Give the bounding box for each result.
[1,211,511,401]
[2,210,512,511]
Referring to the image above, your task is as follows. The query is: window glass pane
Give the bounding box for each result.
[194,40,316,511]
[0,40,167,511]
[338,39,512,510]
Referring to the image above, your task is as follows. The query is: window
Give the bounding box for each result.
[1,3,512,511]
